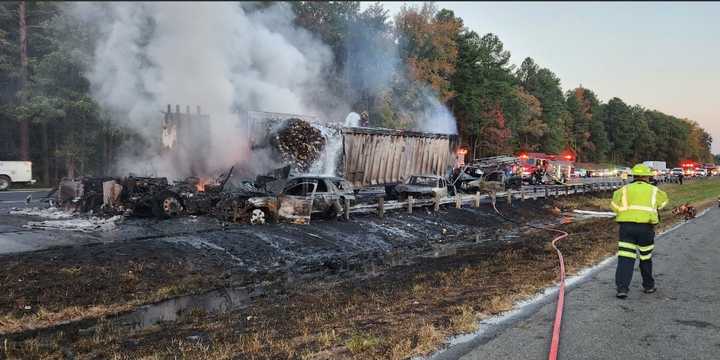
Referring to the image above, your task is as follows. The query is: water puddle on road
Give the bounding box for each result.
[111,286,258,331]
[7,286,262,342]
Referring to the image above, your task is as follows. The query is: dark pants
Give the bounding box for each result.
[615,222,655,292]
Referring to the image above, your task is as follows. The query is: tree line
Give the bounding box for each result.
[0,2,714,185]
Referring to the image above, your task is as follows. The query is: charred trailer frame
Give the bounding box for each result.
[161,104,212,176]
[341,127,459,187]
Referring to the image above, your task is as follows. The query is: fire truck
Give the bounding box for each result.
[680,160,702,177]
[517,151,575,185]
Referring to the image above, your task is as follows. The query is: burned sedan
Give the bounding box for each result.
[212,180,277,225]
[278,176,355,220]
[460,170,523,193]
[393,175,452,200]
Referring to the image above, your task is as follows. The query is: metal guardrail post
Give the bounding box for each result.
[507,191,512,205]
[344,197,351,221]
[433,193,440,212]
[408,196,414,214]
[377,196,384,219]
[456,194,462,208]
[474,191,481,208]
[545,187,549,198]
[520,188,525,201]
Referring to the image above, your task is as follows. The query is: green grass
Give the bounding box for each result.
[659,177,720,208]
[345,333,381,354]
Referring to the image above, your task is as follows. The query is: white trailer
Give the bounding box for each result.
[642,161,667,171]
[0,161,35,190]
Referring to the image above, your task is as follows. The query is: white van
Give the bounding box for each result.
[0,161,36,190]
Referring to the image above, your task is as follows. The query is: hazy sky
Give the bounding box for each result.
[362,2,719,153]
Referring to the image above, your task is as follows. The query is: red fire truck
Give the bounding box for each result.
[680,160,702,177]
[517,151,575,184]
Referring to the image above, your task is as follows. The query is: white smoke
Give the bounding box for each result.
[309,112,362,176]
[344,112,361,128]
[416,88,458,134]
[66,2,335,179]
[342,8,457,135]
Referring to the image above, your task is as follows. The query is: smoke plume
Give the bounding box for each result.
[66,2,457,180]
[66,2,335,179]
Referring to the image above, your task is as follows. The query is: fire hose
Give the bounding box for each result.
[490,194,569,360]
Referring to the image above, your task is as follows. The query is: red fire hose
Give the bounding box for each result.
[491,196,569,360]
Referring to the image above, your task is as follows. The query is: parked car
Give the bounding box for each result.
[670,168,683,176]
[696,168,708,177]
[394,175,451,200]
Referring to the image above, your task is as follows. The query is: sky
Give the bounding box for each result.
[361,2,720,153]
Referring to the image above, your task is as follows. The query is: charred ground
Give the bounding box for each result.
[2,181,716,359]
[0,193,601,357]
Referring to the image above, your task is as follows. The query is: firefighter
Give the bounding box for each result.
[610,164,669,299]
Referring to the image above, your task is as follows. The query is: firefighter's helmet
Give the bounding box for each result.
[631,164,653,177]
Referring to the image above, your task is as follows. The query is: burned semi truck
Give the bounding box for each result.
[53,108,459,223]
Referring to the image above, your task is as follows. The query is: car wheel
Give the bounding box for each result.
[153,191,183,219]
[0,176,10,191]
[249,208,267,225]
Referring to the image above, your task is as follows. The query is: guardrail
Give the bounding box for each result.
[344,179,628,220]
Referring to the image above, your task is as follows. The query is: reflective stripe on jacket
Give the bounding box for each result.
[610,181,669,224]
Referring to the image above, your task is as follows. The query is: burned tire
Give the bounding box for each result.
[152,191,183,219]
[249,208,267,225]
[0,176,10,191]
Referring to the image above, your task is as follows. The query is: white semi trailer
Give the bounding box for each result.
[0,161,35,190]
[642,161,667,172]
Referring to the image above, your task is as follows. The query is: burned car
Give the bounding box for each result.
[460,170,523,193]
[212,180,277,225]
[450,166,484,190]
[213,173,355,225]
[391,175,453,200]
[277,176,355,220]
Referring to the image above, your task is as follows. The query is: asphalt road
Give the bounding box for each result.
[0,189,52,210]
[440,207,720,360]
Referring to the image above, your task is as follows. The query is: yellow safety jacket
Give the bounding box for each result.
[610,181,668,224]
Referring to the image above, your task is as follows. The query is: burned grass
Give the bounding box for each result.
[2,214,619,360]
[0,240,258,335]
